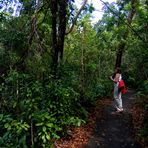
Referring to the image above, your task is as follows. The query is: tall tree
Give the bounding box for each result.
[49,0,88,76]
[115,0,138,68]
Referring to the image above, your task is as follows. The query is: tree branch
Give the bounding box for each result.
[66,0,88,35]
[100,0,146,43]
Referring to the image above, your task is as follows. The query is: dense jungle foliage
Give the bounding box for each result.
[0,0,147,147]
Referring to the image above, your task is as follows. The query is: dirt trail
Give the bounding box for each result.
[84,89,142,148]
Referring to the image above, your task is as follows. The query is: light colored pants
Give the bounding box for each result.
[114,83,123,109]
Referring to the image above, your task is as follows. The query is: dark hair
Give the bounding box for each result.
[116,67,121,74]
[112,67,121,79]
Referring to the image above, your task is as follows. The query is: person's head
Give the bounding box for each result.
[115,67,121,74]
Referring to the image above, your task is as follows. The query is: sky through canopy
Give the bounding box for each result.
[75,0,117,23]
[0,0,116,23]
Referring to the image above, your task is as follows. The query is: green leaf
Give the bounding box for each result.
[4,123,9,129]
[41,135,46,143]
[36,123,43,126]
[46,134,50,140]
[43,126,46,132]
[38,132,42,136]
[0,114,3,121]
[46,123,53,127]
[89,4,95,13]
[77,121,81,127]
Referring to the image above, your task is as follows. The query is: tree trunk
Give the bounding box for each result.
[50,0,68,76]
[115,0,137,68]
[50,0,88,77]
[50,0,58,74]
[58,0,67,63]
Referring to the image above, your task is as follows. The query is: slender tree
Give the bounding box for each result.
[115,0,138,68]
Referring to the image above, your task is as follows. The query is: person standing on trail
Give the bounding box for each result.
[109,67,124,113]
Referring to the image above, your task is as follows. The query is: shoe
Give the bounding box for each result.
[116,108,123,113]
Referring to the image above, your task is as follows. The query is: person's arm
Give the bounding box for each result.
[109,75,114,81]
[109,73,120,83]
[109,75,117,83]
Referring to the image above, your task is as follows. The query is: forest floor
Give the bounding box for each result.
[55,89,145,148]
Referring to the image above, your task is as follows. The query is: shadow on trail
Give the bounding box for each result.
[84,89,142,148]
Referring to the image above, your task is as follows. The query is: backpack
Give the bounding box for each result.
[118,80,127,94]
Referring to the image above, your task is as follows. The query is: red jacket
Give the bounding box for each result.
[118,80,127,94]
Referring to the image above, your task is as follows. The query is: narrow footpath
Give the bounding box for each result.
[55,90,143,148]
[84,89,142,148]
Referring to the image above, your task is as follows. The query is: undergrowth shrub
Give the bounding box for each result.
[0,70,89,147]
[136,80,148,144]
[0,61,113,147]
